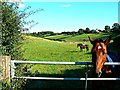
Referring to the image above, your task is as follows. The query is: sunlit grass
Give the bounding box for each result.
[22,33,110,76]
[22,35,92,77]
[23,36,92,62]
[21,33,112,89]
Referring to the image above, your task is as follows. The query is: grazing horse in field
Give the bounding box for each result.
[77,43,89,51]
[88,36,120,90]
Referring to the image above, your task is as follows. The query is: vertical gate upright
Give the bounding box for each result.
[0,56,11,82]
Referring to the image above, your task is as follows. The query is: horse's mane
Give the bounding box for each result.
[94,38,103,42]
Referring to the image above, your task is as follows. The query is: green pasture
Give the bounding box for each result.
[23,35,92,61]
[21,33,113,89]
[22,35,92,75]
[23,33,110,61]
[44,33,110,42]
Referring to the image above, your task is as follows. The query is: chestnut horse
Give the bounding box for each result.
[77,43,89,51]
[88,36,120,90]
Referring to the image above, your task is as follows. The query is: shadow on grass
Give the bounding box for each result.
[85,52,91,54]
[67,50,80,53]
[22,67,93,90]
[67,50,91,54]
[18,65,120,90]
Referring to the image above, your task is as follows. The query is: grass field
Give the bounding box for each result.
[20,33,115,89]
[22,35,92,76]
[23,33,110,61]
[44,33,110,42]
[23,35,92,61]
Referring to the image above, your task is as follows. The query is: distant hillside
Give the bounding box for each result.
[44,33,110,42]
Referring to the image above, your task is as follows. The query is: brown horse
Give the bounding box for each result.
[88,36,120,89]
[77,43,89,51]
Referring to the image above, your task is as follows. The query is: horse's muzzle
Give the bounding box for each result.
[97,70,102,77]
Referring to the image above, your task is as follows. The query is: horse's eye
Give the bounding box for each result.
[98,45,102,49]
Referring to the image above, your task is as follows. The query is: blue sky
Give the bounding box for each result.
[19,2,118,33]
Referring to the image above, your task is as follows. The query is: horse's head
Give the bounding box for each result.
[88,36,111,77]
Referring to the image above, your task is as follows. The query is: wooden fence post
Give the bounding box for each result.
[0,56,11,82]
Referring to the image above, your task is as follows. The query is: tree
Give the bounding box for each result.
[1,2,43,90]
[1,2,24,60]
[78,28,84,34]
[104,25,111,32]
[112,23,120,32]
[1,2,43,59]
[84,27,90,34]
[1,2,24,90]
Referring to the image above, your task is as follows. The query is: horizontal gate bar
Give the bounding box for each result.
[11,60,92,65]
[11,60,120,65]
[11,60,120,81]
[13,76,120,80]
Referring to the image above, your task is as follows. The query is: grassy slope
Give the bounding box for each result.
[22,33,112,75]
[44,33,109,42]
[22,35,92,89]
[23,36,91,62]
[22,33,113,89]
[23,36,92,75]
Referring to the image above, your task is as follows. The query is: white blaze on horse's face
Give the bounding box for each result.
[95,43,108,77]
[89,36,111,77]
[98,45,102,49]
[97,43,107,54]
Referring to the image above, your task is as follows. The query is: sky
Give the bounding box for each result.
[18,1,119,33]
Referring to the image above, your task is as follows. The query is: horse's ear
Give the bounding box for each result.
[88,36,94,44]
[104,36,111,45]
